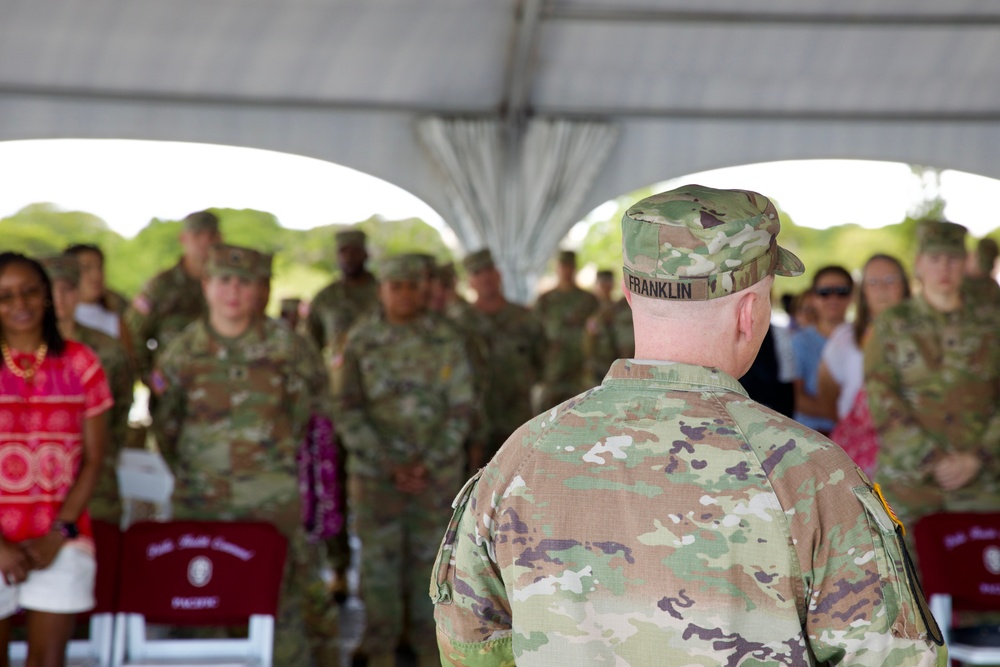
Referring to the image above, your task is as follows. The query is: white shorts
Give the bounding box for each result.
[0,544,96,618]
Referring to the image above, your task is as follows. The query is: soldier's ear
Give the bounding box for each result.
[736,290,758,342]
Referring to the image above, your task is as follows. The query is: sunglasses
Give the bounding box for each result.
[815,286,852,298]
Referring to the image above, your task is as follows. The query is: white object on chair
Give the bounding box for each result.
[116,449,174,528]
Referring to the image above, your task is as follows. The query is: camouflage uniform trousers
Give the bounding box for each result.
[351,474,459,661]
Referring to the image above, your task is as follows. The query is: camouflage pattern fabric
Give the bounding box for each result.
[583,297,634,386]
[468,302,546,459]
[432,360,945,666]
[338,309,474,659]
[103,288,129,316]
[962,275,1000,308]
[153,317,333,667]
[304,271,379,572]
[865,294,1000,528]
[442,298,493,465]
[621,185,802,300]
[124,260,206,381]
[305,272,379,377]
[74,324,135,525]
[534,286,598,408]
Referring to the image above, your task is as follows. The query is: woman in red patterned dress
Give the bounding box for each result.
[0,252,111,667]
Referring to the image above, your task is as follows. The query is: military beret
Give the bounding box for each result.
[557,250,577,265]
[917,220,967,257]
[379,254,427,282]
[335,229,367,249]
[205,244,263,281]
[463,249,495,274]
[41,255,80,286]
[976,237,998,272]
[622,184,804,301]
[182,210,220,233]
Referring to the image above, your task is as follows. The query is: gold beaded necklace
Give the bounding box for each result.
[1,340,48,381]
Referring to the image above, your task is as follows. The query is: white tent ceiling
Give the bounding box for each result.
[3,0,999,293]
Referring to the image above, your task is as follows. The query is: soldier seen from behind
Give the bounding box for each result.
[433,184,945,666]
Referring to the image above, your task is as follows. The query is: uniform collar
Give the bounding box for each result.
[603,359,748,397]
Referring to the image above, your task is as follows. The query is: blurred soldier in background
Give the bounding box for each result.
[42,254,135,525]
[463,249,546,462]
[305,228,379,601]
[338,255,473,667]
[152,244,331,667]
[964,236,1000,307]
[125,210,221,385]
[280,297,303,330]
[534,249,598,409]
[866,221,1000,544]
[583,269,634,385]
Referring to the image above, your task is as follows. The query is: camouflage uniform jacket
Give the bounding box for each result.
[432,360,945,666]
[864,294,1000,512]
[124,260,207,380]
[583,297,635,385]
[534,286,598,389]
[305,272,379,355]
[153,318,332,529]
[470,302,546,447]
[74,324,135,522]
[337,310,474,479]
[962,275,1000,308]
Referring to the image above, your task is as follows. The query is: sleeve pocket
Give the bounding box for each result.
[430,469,483,605]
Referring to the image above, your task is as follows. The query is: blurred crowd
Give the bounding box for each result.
[1,207,999,666]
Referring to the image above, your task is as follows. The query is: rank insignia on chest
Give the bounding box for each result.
[229,366,248,382]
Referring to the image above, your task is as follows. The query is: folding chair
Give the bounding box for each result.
[8,519,120,667]
[915,512,1000,665]
[111,520,287,667]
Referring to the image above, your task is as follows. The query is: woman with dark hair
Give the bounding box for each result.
[0,252,111,666]
[818,254,910,476]
[790,265,854,435]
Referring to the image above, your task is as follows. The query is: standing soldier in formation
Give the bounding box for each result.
[534,249,599,409]
[338,255,473,667]
[433,184,945,666]
[463,249,546,461]
[42,254,135,525]
[963,236,1000,307]
[306,228,379,602]
[583,269,635,385]
[866,220,1000,539]
[125,210,222,385]
[152,244,331,667]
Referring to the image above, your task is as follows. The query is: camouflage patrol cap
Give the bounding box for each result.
[335,229,367,249]
[558,250,577,265]
[205,244,262,280]
[463,249,495,274]
[41,255,80,286]
[917,220,967,256]
[182,210,220,233]
[436,262,457,287]
[257,253,274,280]
[622,184,804,301]
[379,254,426,282]
[410,253,437,276]
[280,297,301,314]
[977,237,999,272]
[596,269,614,281]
